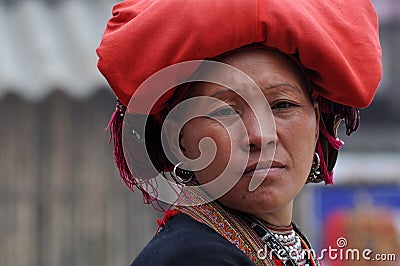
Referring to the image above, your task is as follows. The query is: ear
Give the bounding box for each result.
[313,102,320,146]
[162,119,187,162]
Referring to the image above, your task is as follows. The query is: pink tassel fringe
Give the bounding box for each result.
[320,124,344,150]
[106,101,164,211]
[317,139,334,185]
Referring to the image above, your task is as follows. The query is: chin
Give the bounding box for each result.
[218,185,292,214]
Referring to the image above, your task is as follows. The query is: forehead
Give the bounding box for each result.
[186,48,309,98]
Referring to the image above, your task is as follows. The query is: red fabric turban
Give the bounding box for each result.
[97,0,382,113]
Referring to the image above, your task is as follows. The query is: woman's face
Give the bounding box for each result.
[176,48,319,225]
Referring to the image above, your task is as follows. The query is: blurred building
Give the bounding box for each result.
[0,1,160,266]
[0,0,399,265]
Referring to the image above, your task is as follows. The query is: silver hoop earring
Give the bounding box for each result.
[307,152,323,183]
[172,162,194,184]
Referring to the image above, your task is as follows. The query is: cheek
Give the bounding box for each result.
[279,113,317,175]
[181,120,234,181]
[182,122,230,156]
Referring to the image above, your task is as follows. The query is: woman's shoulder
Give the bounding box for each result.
[132,213,256,266]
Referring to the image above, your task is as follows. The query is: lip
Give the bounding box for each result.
[244,160,285,174]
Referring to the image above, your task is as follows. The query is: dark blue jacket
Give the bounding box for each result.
[132,213,256,266]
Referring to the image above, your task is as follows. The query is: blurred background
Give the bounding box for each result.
[0,0,398,265]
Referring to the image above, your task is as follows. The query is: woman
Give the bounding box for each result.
[97,0,382,265]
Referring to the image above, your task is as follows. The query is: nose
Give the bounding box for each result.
[240,107,276,152]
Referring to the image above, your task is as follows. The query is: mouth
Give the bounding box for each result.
[243,161,285,176]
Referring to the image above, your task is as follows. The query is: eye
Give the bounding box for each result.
[208,106,239,117]
[272,101,297,109]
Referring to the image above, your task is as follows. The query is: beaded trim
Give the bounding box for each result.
[175,188,321,266]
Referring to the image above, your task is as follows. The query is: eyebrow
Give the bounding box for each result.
[209,82,301,98]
